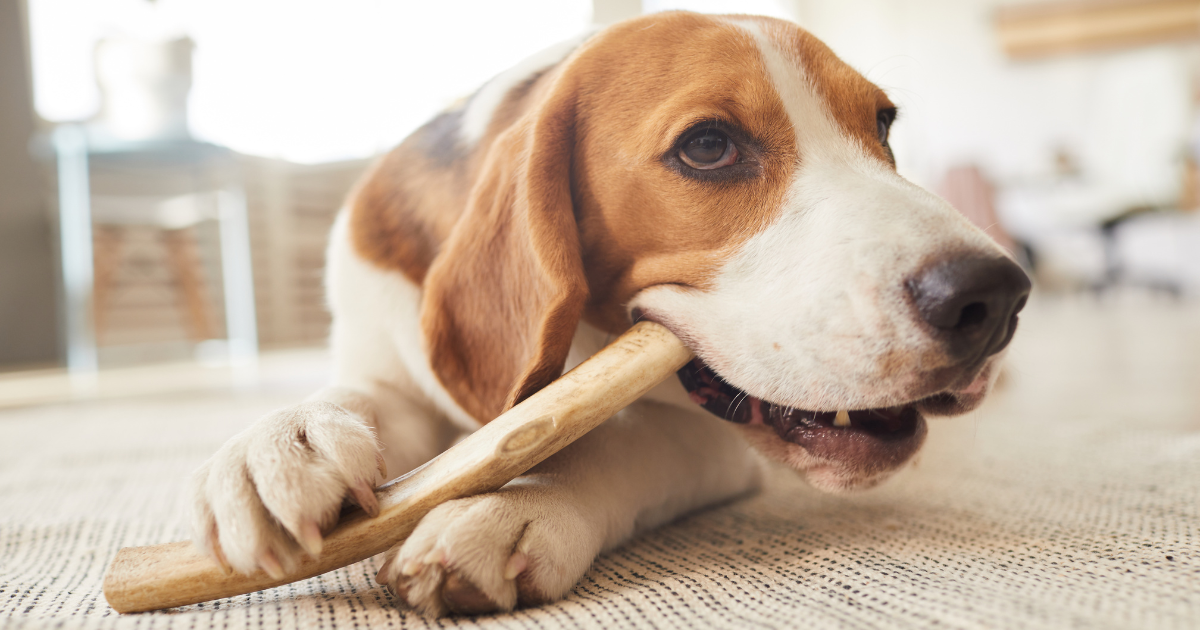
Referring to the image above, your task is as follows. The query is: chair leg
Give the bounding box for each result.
[162,227,216,342]
[92,226,124,346]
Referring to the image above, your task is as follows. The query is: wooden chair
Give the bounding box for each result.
[52,129,257,372]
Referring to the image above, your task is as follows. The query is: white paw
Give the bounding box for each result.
[375,486,602,616]
[189,401,385,577]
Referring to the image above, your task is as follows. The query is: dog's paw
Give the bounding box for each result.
[189,401,385,577]
[375,486,602,617]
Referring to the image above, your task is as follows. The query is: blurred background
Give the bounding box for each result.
[2,0,1199,405]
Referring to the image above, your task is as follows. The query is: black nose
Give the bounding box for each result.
[908,254,1031,361]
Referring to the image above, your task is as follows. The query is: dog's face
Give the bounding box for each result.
[421,12,1028,492]
[568,14,1029,490]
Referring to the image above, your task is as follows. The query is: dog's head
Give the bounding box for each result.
[421,12,1030,491]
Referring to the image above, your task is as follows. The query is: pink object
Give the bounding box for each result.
[939,165,1018,254]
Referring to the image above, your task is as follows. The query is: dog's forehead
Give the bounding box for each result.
[725,16,894,165]
[580,13,892,168]
[577,14,783,141]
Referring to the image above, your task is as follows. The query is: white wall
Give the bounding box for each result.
[791,0,1195,209]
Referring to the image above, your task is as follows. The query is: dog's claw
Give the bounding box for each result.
[212,547,233,574]
[376,555,394,585]
[351,480,380,517]
[375,452,388,481]
[260,549,285,580]
[296,519,323,557]
[504,551,528,580]
[442,571,499,615]
[207,523,233,574]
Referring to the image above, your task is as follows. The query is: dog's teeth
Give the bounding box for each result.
[834,409,851,427]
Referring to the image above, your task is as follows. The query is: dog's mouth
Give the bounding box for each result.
[677,359,927,475]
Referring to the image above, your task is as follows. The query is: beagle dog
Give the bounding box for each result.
[189,12,1030,617]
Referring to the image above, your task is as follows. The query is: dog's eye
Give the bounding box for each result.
[876,108,895,147]
[680,129,738,169]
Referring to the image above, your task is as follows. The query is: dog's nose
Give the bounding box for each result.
[908,254,1031,361]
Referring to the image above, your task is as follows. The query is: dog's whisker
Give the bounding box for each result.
[729,391,749,421]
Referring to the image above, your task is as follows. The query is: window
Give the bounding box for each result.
[29,0,592,163]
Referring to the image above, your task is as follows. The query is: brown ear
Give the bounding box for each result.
[419,78,588,423]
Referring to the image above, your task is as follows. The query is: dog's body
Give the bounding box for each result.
[190,13,1029,617]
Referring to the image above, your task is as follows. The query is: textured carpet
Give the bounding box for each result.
[2,300,1198,629]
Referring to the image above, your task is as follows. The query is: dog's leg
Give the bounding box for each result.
[188,212,458,578]
[377,399,763,616]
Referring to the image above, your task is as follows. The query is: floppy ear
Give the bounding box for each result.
[419,79,588,423]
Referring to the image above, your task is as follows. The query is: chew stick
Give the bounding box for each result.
[102,321,692,613]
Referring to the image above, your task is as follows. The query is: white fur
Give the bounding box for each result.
[324,212,478,433]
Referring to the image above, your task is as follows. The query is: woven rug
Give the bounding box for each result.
[2,300,1198,629]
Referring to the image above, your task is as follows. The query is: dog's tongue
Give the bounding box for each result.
[676,359,926,468]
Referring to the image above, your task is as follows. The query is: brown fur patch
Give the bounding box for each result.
[419,71,588,422]
[347,70,551,284]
